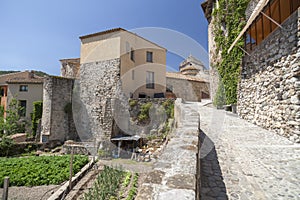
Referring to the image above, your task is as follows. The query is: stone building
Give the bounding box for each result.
[166,55,210,101]
[202,0,300,143]
[0,71,43,119]
[41,28,167,143]
[201,0,221,102]
[40,76,78,143]
[60,58,80,79]
[80,28,167,99]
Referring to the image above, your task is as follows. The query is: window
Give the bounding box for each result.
[19,100,27,117]
[130,48,135,61]
[146,51,153,62]
[139,93,146,98]
[146,71,155,89]
[126,42,130,54]
[132,70,135,80]
[0,88,4,97]
[20,85,28,92]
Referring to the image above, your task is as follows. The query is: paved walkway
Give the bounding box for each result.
[136,100,200,200]
[196,104,300,200]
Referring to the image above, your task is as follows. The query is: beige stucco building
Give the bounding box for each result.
[79,28,167,98]
[0,71,43,119]
[41,28,168,143]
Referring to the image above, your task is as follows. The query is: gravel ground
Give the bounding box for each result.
[0,184,60,200]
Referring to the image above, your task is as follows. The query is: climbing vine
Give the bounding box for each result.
[31,101,43,137]
[212,0,249,105]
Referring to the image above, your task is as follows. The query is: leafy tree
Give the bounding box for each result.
[0,136,14,157]
[0,98,26,137]
[31,101,43,137]
[213,80,226,108]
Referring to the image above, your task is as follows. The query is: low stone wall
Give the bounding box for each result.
[62,144,89,155]
[166,78,210,102]
[0,142,43,157]
[238,9,300,143]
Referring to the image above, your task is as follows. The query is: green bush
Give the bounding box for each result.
[129,99,137,108]
[138,102,152,122]
[0,137,14,157]
[213,81,226,108]
[162,99,174,119]
[0,99,26,137]
[31,101,43,137]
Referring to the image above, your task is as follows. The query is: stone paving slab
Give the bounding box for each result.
[135,100,200,200]
[197,104,300,200]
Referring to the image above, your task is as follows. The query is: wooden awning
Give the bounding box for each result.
[228,0,270,53]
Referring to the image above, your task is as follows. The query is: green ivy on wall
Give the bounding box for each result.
[31,101,43,137]
[212,0,249,105]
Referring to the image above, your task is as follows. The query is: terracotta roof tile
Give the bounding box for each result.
[0,71,44,85]
[166,72,207,82]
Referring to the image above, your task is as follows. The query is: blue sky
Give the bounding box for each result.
[0,0,208,75]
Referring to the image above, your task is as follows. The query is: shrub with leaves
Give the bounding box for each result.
[137,102,152,122]
[0,99,26,137]
[213,80,226,108]
[31,101,43,137]
[162,99,174,119]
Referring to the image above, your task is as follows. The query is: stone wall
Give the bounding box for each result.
[75,58,121,142]
[238,9,300,143]
[207,4,221,103]
[60,58,80,79]
[41,76,79,143]
[166,78,210,102]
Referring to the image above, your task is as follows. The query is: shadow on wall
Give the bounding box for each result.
[200,130,228,199]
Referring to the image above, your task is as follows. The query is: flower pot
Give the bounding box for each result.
[232,104,237,114]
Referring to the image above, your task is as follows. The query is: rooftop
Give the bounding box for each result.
[59,58,80,63]
[79,27,167,50]
[166,72,207,82]
[179,55,206,69]
[79,28,126,40]
[0,71,44,85]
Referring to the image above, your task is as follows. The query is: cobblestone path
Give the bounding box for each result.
[196,104,300,200]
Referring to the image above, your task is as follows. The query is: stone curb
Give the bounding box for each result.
[47,160,94,200]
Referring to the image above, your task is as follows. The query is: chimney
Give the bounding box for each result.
[29,70,35,79]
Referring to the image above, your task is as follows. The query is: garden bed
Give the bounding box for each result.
[84,166,139,200]
[0,155,89,187]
